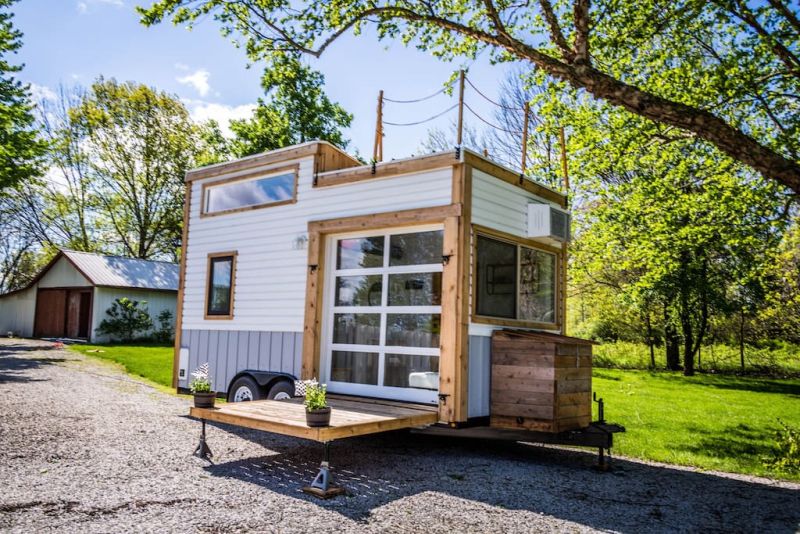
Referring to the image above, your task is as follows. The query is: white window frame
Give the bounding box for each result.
[320,224,444,404]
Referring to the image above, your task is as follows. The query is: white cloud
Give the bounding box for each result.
[29,83,57,103]
[185,100,256,137]
[176,69,211,97]
[76,0,123,13]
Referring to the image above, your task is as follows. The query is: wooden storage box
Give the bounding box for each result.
[490,330,594,433]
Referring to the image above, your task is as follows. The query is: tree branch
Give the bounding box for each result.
[537,0,575,61]
[572,0,591,64]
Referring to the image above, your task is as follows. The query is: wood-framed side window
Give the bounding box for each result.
[201,165,298,217]
[205,252,237,319]
[474,232,558,328]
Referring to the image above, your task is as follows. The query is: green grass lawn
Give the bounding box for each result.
[70,343,173,389]
[593,369,800,481]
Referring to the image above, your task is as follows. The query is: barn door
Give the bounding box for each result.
[34,289,67,338]
[66,290,92,339]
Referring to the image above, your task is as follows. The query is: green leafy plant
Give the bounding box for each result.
[764,420,800,475]
[95,297,153,342]
[153,309,174,343]
[190,362,212,394]
[303,379,328,411]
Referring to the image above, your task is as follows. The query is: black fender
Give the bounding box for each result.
[228,370,297,395]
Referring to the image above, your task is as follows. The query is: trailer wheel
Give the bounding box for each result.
[267,380,294,401]
[229,376,263,402]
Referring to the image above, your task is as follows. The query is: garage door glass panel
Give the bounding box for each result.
[388,272,442,306]
[384,354,439,389]
[333,313,380,345]
[335,275,382,307]
[330,351,379,385]
[386,314,441,348]
[389,230,444,266]
[337,236,384,269]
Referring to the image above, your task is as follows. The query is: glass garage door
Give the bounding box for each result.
[322,226,443,404]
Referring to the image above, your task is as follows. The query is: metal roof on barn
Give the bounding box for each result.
[61,250,179,291]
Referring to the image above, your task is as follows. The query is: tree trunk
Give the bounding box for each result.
[646,311,656,369]
[740,307,746,372]
[683,319,695,376]
[664,307,681,371]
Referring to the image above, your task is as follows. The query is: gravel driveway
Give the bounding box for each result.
[1,338,799,533]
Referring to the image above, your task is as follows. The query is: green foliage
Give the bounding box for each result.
[153,309,174,344]
[594,369,800,481]
[764,420,800,475]
[137,0,800,191]
[69,342,173,388]
[95,297,153,342]
[229,54,352,157]
[593,341,800,375]
[0,0,45,191]
[189,362,212,393]
[303,379,328,410]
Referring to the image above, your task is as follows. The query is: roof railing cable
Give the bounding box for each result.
[382,103,460,127]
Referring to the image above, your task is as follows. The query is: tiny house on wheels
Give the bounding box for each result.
[0,250,178,342]
[177,141,622,496]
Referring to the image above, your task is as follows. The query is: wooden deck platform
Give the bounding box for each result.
[189,395,439,442]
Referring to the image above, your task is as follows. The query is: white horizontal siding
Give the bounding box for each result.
[92,287,177,342]
[471,169,555,238]
[182,156,454,332]
[38,257,90,288]
[0,286,36,337]
[469,170,562,336]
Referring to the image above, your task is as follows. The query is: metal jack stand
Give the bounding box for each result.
[193,420,214,463]
[593,393,610,471]
[302,441,346,499]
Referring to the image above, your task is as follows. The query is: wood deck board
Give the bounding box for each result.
[190,397,438,442]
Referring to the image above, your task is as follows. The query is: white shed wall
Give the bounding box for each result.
[0,287,37,337]
[181,156,454,332]
[92,287,177,342]
[38,257,91,288]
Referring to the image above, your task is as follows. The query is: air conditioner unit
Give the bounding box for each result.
[527,203,571,242]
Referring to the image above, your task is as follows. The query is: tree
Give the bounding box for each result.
[69,78,211,260]
[0,0,44,191]
[228,54,352,157]
[138,1,800,193]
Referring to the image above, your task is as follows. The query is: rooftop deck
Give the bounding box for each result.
[189,395,439,442]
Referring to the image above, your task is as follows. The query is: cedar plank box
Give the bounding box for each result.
[490,330,595,433]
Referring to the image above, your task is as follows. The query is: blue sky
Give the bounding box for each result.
[14,0,516,160]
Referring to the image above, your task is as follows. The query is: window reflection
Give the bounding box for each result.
[519,247,556,323]
[388,272,442,306]
[386,314,441,348]
[389,230,443,266]
[205,172,294,214]
[207,256,233,316]
[335,275,382,306]
[331,351,378,385]
[333,314,380,345]
[476,236,517,318]
[384,354,439,389]
[336,236,384,269]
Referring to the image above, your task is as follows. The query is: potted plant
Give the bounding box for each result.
[303,379,331,427]
[190,363,215,408]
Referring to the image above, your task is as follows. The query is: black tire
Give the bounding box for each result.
[266,380,294,401]
[228,376,263,402]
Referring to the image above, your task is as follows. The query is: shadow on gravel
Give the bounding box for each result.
[200,426,800,532]
[0,355,75,384]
